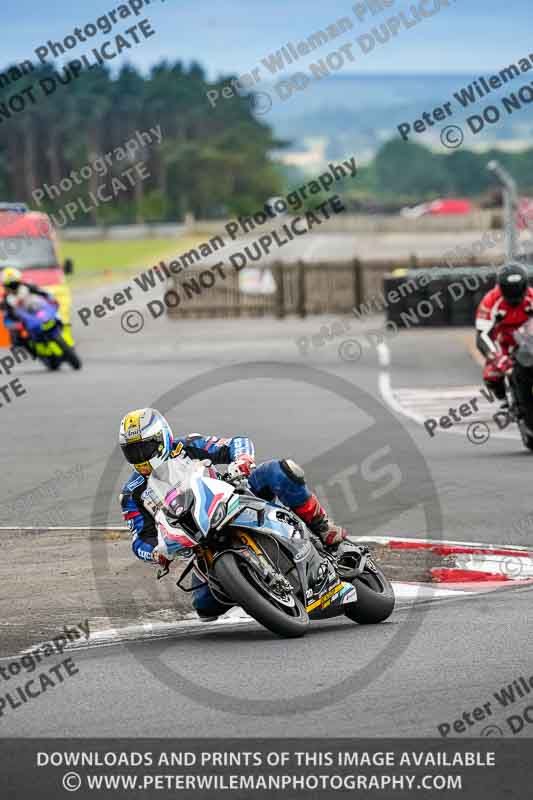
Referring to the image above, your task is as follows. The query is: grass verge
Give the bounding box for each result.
[60,236,204,289]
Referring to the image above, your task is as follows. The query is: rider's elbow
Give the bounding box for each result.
[475,330,490,357]
[132,535,154,562]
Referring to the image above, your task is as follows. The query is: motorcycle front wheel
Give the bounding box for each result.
[43,354,61,371]
[55,335,82,370]
[518,422,533,452]
[213,551,309,638]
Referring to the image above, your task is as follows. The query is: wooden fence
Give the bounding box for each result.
[167,254,498,319]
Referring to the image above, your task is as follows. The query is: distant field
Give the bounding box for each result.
[60,236,203,287]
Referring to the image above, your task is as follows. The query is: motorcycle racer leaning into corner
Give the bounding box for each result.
[119,408,347,621]
[0,267,58,352]
[475,262,533,407]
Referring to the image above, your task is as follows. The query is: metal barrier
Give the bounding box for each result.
[384,267,501,327]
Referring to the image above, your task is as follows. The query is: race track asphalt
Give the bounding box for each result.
[2,233,532,737]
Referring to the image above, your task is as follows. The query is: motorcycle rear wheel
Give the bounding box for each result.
[213,551,309,638]
[344,567,395,625]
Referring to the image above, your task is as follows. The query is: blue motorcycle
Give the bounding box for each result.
[12,298,81,371]
[145,458,395,638]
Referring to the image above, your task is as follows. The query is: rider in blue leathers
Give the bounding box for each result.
[119,408,346,620]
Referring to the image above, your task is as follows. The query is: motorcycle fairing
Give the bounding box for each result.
[227,499,357,614]
[155,470,236,556]
[305,581,357,615]
[190,474,235,536]
[150,461,360,616]
[14,298,74,357]
[156,509,197,555]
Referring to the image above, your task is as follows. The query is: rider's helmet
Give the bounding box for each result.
[119,408,173,476]
[497,262,529,306]
[2,267,22,291]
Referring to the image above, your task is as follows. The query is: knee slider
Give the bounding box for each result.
[280,459,305,485]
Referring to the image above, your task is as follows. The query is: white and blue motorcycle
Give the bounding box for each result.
[146,458,395,638]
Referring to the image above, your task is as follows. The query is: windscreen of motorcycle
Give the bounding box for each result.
[148,458,198,514]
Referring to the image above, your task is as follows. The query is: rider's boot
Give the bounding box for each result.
[10,331,33,358]
[192,573,232,622]
[293,494,348,551]
[485,378,506,402]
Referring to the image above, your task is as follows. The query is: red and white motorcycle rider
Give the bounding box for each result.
[475,263,533,405]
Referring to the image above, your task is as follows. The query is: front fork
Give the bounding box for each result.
[215,532,294,597]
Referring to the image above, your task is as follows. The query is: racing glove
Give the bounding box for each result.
[226,455,256,483]
[151,546,171,569]
[488,353,513,375]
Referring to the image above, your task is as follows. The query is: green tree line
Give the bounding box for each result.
[351,140,533,204]
[0,62,284,223]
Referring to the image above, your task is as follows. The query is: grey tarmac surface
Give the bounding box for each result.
[192,225,521,263]
[2,585,532,737]
[1,259,532,737]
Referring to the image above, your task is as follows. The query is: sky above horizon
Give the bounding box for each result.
[2,0,531,80]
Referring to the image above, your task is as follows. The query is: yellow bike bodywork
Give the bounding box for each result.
[30,282,75,358]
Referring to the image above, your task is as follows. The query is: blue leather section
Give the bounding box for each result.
[249,459,310,508]
[229,437,255,459]
[132,535,154,561]
[120,484,145,536]
[191,573,230,617]
[173,435,254,463]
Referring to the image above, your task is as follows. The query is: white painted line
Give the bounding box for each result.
[0,527,127,531]
[64,580,510,653]
[0,567,518,663]
[379,368,425,424]
[377,341,520,440]
[4,583,466,656]
[395,386,489,399]
[356,534,533,552]
[0,610,254,664]
[391,582,470,600]
[377,341,390,368]
[454,552,533,578]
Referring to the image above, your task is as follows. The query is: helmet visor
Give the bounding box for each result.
[502,281,526,304]
[500,268,527,305]
[121,437,162,465]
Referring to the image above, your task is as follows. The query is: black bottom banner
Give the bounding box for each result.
[2,738,531,799]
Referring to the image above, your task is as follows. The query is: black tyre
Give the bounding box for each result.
[213,551,309,638]
[344,567,395,625]
[520,427,533,451]
[56,336,82,370]
[517,411,533,450]
[43,355,61,371]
